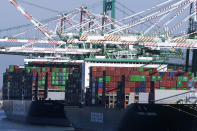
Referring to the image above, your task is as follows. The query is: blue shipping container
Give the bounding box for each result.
[59,76,63,81]
[159,72,165,76]
[98,82,103,88]
[32,76,36,81]
[59,72,63,76]
[169,72,174,77]
[140,82,146,88]
[135,87,146,93]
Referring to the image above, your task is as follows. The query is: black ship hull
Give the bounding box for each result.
[64,104,197,131]
[3,100,70,126]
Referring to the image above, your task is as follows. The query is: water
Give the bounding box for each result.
[0,110,75,131]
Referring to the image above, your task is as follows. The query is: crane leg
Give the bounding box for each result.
[185,49,190,72]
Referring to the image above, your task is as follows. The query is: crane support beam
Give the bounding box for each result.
[0,47,100,55]
[9,0,53,39]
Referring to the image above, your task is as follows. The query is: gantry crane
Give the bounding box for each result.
[1,0,197,65]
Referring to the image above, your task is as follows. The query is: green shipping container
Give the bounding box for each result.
[138,67,143,72]
[171,87,176,90]
[55,68,59,72]
[147,68,152,72]
[62,68,66,72]
[130,75,136,81]
[62,77,66,81]
[140,76,146,81]
[177,81,182,87]
[55,81,59,85]
[151,76,156,81]
[156,76,162,81]
[183,88,188,90]
[41,81,45,85]
[188,72,193,77]
[41,86,45,89]
[52,81,55,85]
[58,86,65,89]
[52,72,56,76]
[62,81,66,85]
[42,77,46,80]
[160,87,166,90]
[194,77,197,82]
[38,81,42,86]
[177,76,183,81]
[182,77,188,82]
[42,68,46,72]
[37,68,41,72]
[99,78,103,83]
[106,76,111,82]
[56,77,59,80]
[52,76,56,80]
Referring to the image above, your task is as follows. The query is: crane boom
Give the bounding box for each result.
[9,0,53,39]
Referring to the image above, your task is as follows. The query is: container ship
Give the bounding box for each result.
[64,59,197,131]
[2,58,82,126]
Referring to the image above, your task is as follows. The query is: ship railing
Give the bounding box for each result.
[154,90,196,104]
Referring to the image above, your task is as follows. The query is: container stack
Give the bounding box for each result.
[90,66,197,106]
[3,65,32,100]
[3,61,82,101]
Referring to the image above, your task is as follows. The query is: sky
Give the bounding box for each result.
[0,0,169,89]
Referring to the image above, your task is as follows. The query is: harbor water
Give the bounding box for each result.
[0,109,74,131]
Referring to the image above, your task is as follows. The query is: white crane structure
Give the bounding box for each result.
[0,0,197,56]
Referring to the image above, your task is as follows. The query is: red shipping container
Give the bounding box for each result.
[182,82,188,87]
[136,82,140,87]
[48,86,52,89]
[125,88,130,93]
[154,81,160,88]
[146,82,151,88]
[48,72,52,76]
[106,70,111,76]
[184,72,188,76]
[110,76,116,82]
[170,81,177,87]
[42,72,46,76]
[125,82,130,88]
[130,87,135,92]
[188,76,192,81]
[98,88,103,93]
[91,71,97,77]
[115,70,121,76]
[106,83,111,88]
[96,72,103,77]
[51,68,55,72]
[66,68,70,72]
[130,82,136,88]
[46,68,50,72]
[160,81,166,87]
[146,88,150,93]
[96,67,102,72]
[110,67,116,71]
[109,71,115,76]
[115,76,122,82]
[195,82,197,88]
[146,76,151,82]
[38,73,42,77]
[59,68,62,72]
[32,81,36,85]
[54,86,58,89]
[92,67,97,72]
[38,77,42,81]
[166,80,171,88]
